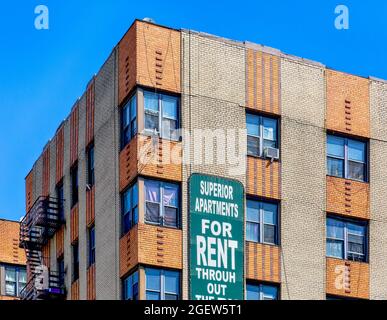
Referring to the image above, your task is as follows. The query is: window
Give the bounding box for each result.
[88,225,96,267]
[246,283,278,300]
[145,180,180,228]
[246,113,278,157]
[246,200,278,245]
[121,94,137,148]
[87,144,95,187]
[57,257,65,284]
[122,182,138,234]
[123,271,139,300]
[70,164,79,207]
[145,268,180,300]
[72,242,79,282]
[326,216,368,262]
[56,182,64,221]
[327,135,367,182]
[5,266,26,297]
[144,91,179,140]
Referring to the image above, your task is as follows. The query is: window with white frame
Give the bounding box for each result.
[145,180,179,228]
[123,270,139,300]
[246,283,278,300]
[327,135,367,182]
[246,199,278,245]
[5,266,26,297]
[144,91,179,140]
[145,268,180,300]
[246,113,278,158]
[326,216,367,262]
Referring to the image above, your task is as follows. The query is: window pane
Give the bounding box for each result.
[123,102,130,128]
[146,202,160,223]
[246,222,259,242]
[162,95,178,119]
[130,95,137,121]
[262,117,277,141]
[263,224,276,244]
[162,118,178,139]
[145,181,160,202]
[5,269,16,282]
[263,203,277,224]
[247,136,259,156]
[165,293,178,300]
[348,139,365,162]
[327,136,344,158]
[327,218,344,239]
[146,269,161,291]
[132,183,138,206]
[263,139,277,149]
[327,157,344,178]
[123,189,131,214]
[145,114,159,132]
[164,207,178,227]
[144,92,159,112]
[327,239,344,259]
[348,161,365,181]
[164,271,179,294]
[246,284,260,300]
[19,269,27,284]
[146,291,161,300]
[5,283,15,296]
[262,285,278,300]
[246,200,259,223]
[348,234,364,254]
[246,114,259,137]
[347,222,365,236]
[163,184,178,207]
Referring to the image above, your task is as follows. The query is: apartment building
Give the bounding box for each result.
[0,219,26,300]
[20,19,387,300]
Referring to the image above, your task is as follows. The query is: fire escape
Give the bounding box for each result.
[19,196,66,300]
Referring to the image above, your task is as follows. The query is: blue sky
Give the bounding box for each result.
[0,0,386,221]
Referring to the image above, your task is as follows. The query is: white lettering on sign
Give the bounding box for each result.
[200,180,234,200]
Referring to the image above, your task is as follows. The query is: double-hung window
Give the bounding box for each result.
[123,271,139,300]
[122,182,138,234]
[145,268,180,300]
[144,91,179,140]
[145,180,179,228]
[246,113,278,157]
[246,283,278,300]
[70,164,79,207]
[246,200,278,245]
[121,94,137,148]
[5,266,26,297]
[88,225,96,267]
[326,216,367,262]
[327,135,367,182]
[87,144,95,187]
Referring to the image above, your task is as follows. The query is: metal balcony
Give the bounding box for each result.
[20,196,65,249]
[20,270,66,300]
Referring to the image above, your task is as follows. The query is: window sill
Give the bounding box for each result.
[247,154,280,162]
[326,174,368,184]
[326,256,368,264]
[245,240,279,247]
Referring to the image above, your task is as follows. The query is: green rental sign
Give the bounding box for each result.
[189,174,244,300]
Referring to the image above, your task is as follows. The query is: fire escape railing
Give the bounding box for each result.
[19,196,66,300]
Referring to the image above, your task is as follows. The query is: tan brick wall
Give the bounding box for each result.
[281,58,326,300]
[326,70,370,138]
[369,79,387,299]
[245,242,280,283]
[326,176,370,220]
[326,257,369,299]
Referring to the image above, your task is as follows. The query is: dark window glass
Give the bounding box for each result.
[72,243,79,282]
[71,164,79,207]
[145,268,180,300]
[123,271,139,300]
[87,145,95,186]
[58,257,65,284]
[56,182,64,221]
[121,94,137,148]
[246,283,278,300]
[88,226,96,266]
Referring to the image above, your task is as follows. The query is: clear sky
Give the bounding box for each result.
[0,0,386,221]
